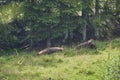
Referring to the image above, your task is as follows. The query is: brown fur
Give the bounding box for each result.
[37,47,64,55]
[76,39,96,49]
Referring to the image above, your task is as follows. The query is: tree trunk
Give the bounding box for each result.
[46,38,51,47]
[83,20,87,41]
[63,31,68,43]
[81,0,88,41]
[95,0,100,39]
[95,27,99,39]
[46,26,52,47]
[69,30,73,39]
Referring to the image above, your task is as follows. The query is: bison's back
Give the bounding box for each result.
[38,47,63,55]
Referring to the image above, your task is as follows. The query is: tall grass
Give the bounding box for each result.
[103,53,120,80]
[0,38,120,80]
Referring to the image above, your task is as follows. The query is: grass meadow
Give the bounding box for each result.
[0,38,120,80]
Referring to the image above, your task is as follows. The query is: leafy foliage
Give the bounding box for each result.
[0,0,120,49]
[0,1,24,24]
[0,2,25,49]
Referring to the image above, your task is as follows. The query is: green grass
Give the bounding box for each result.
[0,38,120,80]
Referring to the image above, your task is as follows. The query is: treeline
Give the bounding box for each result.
[0,0,120,49]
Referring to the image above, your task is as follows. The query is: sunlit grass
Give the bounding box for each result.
[0,38,120,80]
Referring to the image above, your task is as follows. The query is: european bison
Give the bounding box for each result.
[37,47,64,55]
[76,39,96,49]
